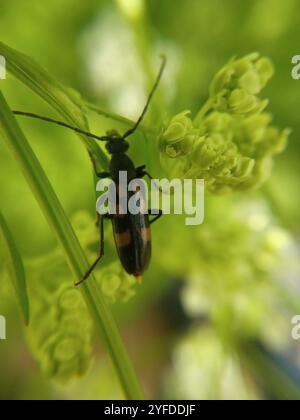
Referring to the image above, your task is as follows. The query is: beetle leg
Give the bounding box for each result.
[95,212,101,227]
[136,166,153,180]
[135,165,146,176]
[136,166,171,196]
[149,210,163,224]
[135,165,163,192]
[75,214,110,286]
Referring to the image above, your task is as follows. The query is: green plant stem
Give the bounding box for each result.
[0,92,144,400]
[0,210,30,325]
[193,98,213,126]
[86,102,135,127]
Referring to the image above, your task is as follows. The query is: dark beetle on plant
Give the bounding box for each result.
[12,57,166,285]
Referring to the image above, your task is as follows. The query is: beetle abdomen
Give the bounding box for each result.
[112,213,151,278]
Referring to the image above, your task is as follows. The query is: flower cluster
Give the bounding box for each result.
[160,54,290,193]
[27,270,93,384]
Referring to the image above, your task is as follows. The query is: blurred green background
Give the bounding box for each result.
[0,0,300,400]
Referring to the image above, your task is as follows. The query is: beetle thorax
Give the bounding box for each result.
[109,154,136,181]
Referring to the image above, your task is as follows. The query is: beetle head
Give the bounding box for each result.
[105,130,129,154]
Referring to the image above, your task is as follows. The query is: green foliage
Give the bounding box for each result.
[0,71,143,399]
[0,211,30,324]
[0,0,299,401]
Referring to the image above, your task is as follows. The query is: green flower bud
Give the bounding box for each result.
[235,113,290,161]
[160,111,199,157]
[233,156,255,178]
[192,136,217,169]
[162,111,193,143]
[96,262,136,302]
[165,143,183,158]
[233,52,260,77]
[71,211,98,247]
[209,58,236,97]
[256,127,291,157]
[241,113,272,144]
[209,53,273,117]
[255,57,274,88]
[238,70,261,95]
[204,112,233,135]
[192,135,236,173]
[228,89,259,114]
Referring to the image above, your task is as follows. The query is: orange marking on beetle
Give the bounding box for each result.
[115,230,132,247]
[141,227,151,242]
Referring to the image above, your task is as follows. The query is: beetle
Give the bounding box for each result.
[12,57,166,285]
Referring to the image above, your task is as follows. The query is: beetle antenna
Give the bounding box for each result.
[123,55,166,139]
[12,111,112,141]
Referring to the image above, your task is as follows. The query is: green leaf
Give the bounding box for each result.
[0,211,30,325]
[0,41,109,171]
